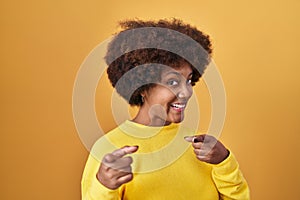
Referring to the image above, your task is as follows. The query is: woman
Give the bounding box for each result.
[81,18,250,199]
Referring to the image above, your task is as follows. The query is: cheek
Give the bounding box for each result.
[189,86,193,96]
[147,86,177,105]
[159,89,177,101]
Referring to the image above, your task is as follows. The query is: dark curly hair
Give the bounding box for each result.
[105,18,213,106]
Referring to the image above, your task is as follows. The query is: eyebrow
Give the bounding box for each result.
[165,71,193,79]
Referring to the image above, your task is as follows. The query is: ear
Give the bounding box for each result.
[140,89,148,97]
[140,94,144,103]
[140,92,145,97]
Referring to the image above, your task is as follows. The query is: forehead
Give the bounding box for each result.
[161,63,193,77]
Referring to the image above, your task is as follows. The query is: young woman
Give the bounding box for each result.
[81,18,250,199]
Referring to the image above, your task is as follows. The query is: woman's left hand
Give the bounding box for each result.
[184,134,229,164]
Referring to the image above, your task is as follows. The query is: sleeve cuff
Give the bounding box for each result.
[86,174,120,200]
[211,150,239,175]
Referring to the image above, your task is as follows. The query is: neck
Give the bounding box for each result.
[132,106,170,127]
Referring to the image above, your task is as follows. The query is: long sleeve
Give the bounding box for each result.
[81,122,249,199]
[211,151,250,200]
[81,154,121,200]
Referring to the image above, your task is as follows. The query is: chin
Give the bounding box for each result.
[170,115,185,124]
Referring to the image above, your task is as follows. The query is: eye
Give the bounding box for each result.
[187,79,192,85]
[167,79,179,86]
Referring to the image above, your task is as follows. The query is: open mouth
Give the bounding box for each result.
[170,103,186,112]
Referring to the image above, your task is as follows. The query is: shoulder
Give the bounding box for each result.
[89,125,127,161]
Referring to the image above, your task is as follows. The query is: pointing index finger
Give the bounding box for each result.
[184,135,205,143]
[112,146,139,158]
[184,136,194,142]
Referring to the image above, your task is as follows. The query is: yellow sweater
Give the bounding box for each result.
[82,120,250,199]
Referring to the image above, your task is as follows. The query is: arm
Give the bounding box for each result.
[185,135,250,200]
[81,146,138,200]
[81,154,120,200]
[211,151,250,200]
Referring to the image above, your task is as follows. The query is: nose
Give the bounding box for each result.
[177,84,192,99]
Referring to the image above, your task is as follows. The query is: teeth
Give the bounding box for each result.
[171,103,186,108]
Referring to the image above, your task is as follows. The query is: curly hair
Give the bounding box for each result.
[105,18,213,106]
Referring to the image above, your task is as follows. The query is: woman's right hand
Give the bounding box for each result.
[96,146,139,190]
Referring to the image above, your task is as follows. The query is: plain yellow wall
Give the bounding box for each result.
[1,0,300,199]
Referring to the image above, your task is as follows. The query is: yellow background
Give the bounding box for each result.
[1,0,300,199]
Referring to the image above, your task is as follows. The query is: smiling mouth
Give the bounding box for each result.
[170,103,186,112]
